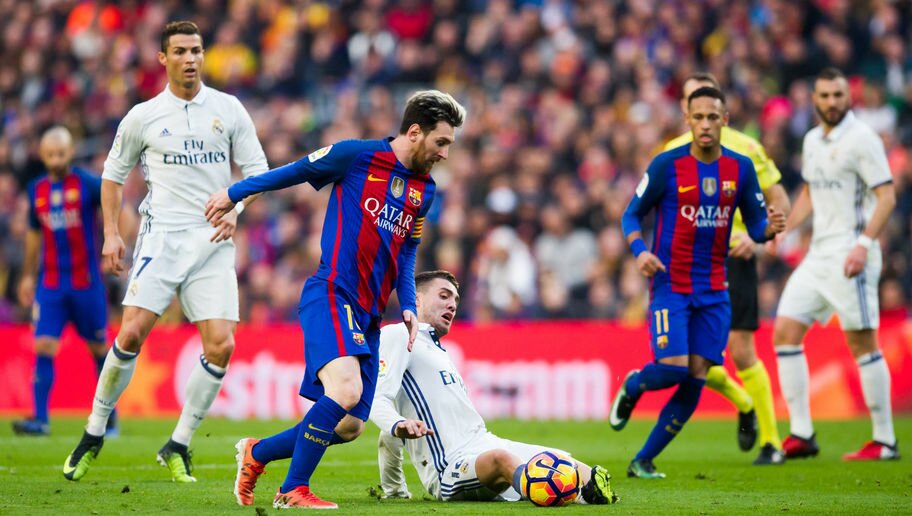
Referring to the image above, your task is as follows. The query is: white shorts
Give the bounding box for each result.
[123,226,238,322]
[433,432,570,502]
[777,248,881,330]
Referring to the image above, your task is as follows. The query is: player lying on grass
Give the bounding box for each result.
[370,270,619,505]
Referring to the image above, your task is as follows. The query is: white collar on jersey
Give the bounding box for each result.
[163,83,210,107]
[821,110,856,142]
[418,322,445,350]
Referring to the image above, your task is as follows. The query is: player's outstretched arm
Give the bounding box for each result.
[101,179,127,275]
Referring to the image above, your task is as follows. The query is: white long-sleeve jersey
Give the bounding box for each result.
[370,322,487,496]
[801,110,893,254]
[103,84,268,232]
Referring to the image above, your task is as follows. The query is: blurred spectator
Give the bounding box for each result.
[0,0,909,325]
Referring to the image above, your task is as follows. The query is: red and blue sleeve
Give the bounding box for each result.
[394,188,434,314]
[228,140,361,202]
[26,181,39,230]
[737,158,771,242]
[622,156,668,239]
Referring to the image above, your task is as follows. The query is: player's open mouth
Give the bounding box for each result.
[441,313,453,323]
[184,68,196,77]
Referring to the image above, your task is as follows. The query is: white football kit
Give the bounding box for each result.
[370,323,566,501]
[778,111,892,330]
[103,84,268,321]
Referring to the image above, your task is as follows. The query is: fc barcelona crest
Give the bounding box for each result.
[391,177,405,198]
[408,187,422,207]
[702,177,717,196]
[722,180,736,198]
[352,332,365,345]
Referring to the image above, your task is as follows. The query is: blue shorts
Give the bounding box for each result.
[33,283,108,342]
[649,290,730,365]
[298,277,381,421]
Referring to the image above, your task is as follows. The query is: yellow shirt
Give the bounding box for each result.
[664,126,782,242]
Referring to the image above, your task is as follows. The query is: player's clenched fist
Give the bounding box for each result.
[764,206,786,238]
[635,251,666,278]
[394,419,435,439]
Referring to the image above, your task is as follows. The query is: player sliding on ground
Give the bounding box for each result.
[611,86,786,479]
[369,271,619,505]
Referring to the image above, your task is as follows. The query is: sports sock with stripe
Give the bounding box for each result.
[857,350,896,446]
[635,376,705,461]
[86,341,136,436]
[281,395,347,491]
[625,363,689,399]
[171,354,226,446]
[775,344,813,439]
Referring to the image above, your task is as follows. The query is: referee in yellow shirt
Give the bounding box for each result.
[664,73,791,465]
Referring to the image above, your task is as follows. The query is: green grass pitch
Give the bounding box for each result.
[2,417,909,514]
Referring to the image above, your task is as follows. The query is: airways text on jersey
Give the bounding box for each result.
[364,199,414,239]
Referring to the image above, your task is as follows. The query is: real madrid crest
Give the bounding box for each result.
[391,177,405,198]
[212,118,224,135]
[702,177,717,196]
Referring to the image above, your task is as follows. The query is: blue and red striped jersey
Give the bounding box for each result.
[622,144,769,295]
[228,138,435,317]
[27,168,102,290]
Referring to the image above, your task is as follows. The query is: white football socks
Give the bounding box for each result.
[857,351,896,446]
[171,355,226,446]
[775,344,814,439]
[86,341,137,436]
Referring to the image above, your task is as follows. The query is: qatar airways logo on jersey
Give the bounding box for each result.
[39,209,83,230]
[363,198,413,238]
[680,205,731,228]
[162,139,227,166]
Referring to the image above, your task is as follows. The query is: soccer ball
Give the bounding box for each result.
[519,451,580,507]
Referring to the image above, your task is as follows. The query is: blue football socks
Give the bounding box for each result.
[33,355,54,424]
[280,396,348,491]
[626,363,689,399]
[635,375,706,461]
[252,422,300,464]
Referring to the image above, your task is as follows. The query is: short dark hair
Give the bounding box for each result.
[684,72,721,90]
[399,90,466,134]
[161,21,202,52]
[687,86,726,107]
[816,67,846,82]
[416,270,459,292]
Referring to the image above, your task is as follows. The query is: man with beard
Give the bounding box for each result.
[208,90,465,509]
[773,67,899,461]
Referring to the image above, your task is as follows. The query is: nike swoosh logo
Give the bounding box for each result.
[678,185,696,193]
[533,458,567,476]
[366,174,387,182]
[308,423,332,434]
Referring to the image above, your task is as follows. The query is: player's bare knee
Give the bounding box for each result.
[34,338,60,356]
[116,326,145,353]
[730,344,757,370]
[334,418,364,442]
[203,334,235,367]
[326,381,362,411]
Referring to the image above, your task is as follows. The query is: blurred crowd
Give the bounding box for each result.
[0,0,910,326]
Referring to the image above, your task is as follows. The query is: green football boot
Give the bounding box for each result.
[627,458,666,479]
[63,431,104,481]
[580,465,620,504]
[157,439,197,483]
